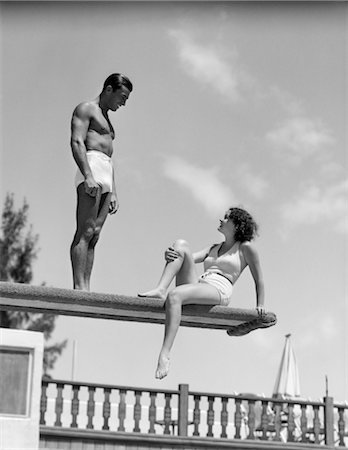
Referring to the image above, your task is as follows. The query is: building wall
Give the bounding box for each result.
[0,329,43,450]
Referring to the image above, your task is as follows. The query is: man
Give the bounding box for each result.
[70,73,133,290]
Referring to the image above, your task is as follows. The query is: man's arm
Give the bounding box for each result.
[70,103,99,197]
[109,168,119,214]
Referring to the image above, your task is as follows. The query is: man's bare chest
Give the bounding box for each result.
[89,113,115,140]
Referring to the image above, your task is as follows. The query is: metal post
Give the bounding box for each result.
[178,383,189,436]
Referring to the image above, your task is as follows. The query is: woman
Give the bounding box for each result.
[139,207,265,380]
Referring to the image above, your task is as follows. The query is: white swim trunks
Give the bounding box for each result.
[198,272,233,306]
[75,150,113,194]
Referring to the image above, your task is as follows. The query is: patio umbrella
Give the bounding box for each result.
[272,334,301,399]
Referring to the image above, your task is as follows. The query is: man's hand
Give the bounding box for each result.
[109,194,119,215]
[84,176,100,197]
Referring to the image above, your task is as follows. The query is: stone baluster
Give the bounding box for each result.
[54,383,64,427]
[337,406,346,447]
[260,400,269,440]
[40,380,48,425]
[118,389,127,432]
[163,393,172,435]
[86,386,95,429]
[193,395,201,436]
[300,404,308,442]
[70,385,79,428]
[102,388,111,430]
[148,392,157,434]
[312,404,321,444]
[220,397,228,438]
[133,390,142,432]
[287,404,295,442]
[207,396,215,437]
[234,398,242,439]
[247,400,256,440]
[273,403,282,441]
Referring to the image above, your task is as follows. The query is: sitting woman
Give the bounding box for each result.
[139,207,265,380]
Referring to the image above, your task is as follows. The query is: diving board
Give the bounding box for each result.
[0,282,276,335]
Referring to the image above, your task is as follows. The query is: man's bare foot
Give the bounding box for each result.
[138,287,166,300]
[73,286,90,291]
[155,354,170,380]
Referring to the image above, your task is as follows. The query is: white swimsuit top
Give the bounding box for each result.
[203,242,247,284]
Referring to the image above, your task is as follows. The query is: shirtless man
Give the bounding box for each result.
[70,73,133,290]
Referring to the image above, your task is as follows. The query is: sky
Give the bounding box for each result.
[1,1,347,403]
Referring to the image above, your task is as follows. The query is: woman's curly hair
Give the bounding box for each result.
[228,207,258,242]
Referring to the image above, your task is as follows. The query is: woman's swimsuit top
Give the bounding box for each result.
[203,241,247,285]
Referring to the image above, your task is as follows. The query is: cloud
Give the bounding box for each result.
[280,179,348,234]
[266,117,335,163]
[235,164,269,199]
[162,156,236,216]
[168,29,252,103]
[297,314,341,349]
[269,86,305,116]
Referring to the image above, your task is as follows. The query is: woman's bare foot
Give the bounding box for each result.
[138,287,166,300]
[155,354,170,380]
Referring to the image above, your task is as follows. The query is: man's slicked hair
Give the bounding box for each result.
[103,73,133,93]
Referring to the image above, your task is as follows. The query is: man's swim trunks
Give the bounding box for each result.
[75,150,113,194]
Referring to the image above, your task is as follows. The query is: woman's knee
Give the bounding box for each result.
[167,289,183,307]
[173,239,190,255]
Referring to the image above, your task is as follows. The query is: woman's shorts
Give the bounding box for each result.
[75,150,113,194]
[198,272,233,306]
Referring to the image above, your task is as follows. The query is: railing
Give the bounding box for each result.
[40,379,348,446]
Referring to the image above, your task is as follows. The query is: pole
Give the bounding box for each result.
[71,339,77,381]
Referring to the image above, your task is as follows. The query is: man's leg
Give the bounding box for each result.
[70,184,102,290]
[84,192,112,290]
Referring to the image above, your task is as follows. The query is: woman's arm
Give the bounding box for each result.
[241,242,265,314]
[192,244,215,263]
[164,244,215,264]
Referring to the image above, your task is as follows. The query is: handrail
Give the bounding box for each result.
[42,378,178,395]
[0,281,276,333]
[39,378,348,446]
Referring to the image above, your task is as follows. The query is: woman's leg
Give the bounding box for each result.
[156,282,221,379]
[138,239,197,299]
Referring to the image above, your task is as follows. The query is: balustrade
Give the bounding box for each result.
[40,379,348,446]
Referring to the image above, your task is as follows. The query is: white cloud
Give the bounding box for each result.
[168,29,251,103]
[297,315,341,349]
[236,164,269,199]
[269,86,304,116]
[162,156,236,216]
[280,179,348,234]
[266,117,335,163]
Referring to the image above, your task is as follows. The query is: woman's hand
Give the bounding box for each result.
[256,305,266,316]
[164,246,179,262]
